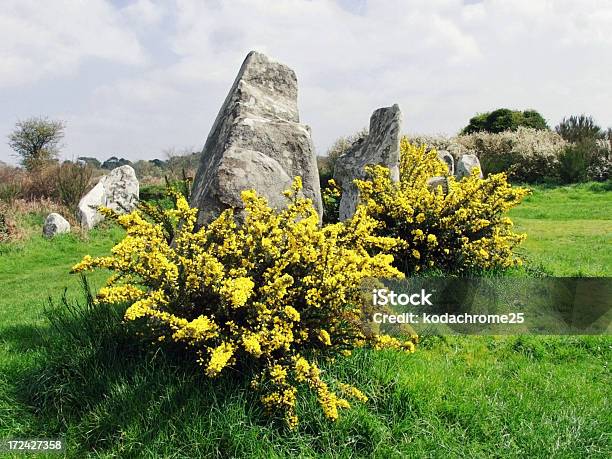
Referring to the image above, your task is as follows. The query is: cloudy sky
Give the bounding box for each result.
[1,0,611,165]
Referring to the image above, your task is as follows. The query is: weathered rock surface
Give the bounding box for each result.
[455,154,483,180]
[77,165,139,229]
[437,150,454,175]
[43,213,70,237]
[189,51,322,224]
[333,104,402,220]
[427,176,449,194]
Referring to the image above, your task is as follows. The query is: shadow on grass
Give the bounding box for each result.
[12,277,268,457]
[0,324,47,352]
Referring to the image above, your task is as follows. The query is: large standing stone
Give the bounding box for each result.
[189,51,322,224]
[333,104,402,220]
[77,165,139,229]
[455,154,483,180]
[43,213,70,237]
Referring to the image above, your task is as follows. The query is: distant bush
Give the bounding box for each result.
[0,207,11,242]
[0,165,24,204]
[132,160,166,181]
[554,116,611,183]
[21,164,61,201]
[558,140,611,183]
[462,109,548,134]
[77,156,101,169]
[101,156,132,170]
[557,143,589,183]
[555,115,603,143]
[57,162,94,211]
[139,184,167,203]
[457,127,566,183]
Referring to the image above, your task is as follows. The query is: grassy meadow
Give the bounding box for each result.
[0,183,610,458]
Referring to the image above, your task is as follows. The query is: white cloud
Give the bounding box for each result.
[1,0,611,164]
[0,0,145,88]
[122,0,165,26]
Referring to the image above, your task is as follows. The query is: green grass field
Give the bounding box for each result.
[0,184,610,458]
[509,182,612,276]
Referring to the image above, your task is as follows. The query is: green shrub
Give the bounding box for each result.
[462,108,548,134]
[139,184,167,202]
[558,140,611,183]
[555,115,603,143]
[57,162,93,211]
[355,139,529,275]
[71,179,417,428]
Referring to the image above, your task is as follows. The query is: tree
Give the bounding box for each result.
[77,156,101,169]
[555,115,603,143]
[101,156,132,170]
[8,117,65,170]
[462,109,548,134]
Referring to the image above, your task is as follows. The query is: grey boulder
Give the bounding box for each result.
[427,176,449,194]
[455,154,483,180]
[43,213,70,237]
[437,150,454,175]
[333,104,402,220]
[189,51,322,224]
[77,165,139,229]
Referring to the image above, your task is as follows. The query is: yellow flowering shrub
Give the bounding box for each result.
[72,178,417,428]
[355,138,530,274]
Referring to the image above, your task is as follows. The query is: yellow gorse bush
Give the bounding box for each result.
[355,138,530,274]
[72,177,417,428]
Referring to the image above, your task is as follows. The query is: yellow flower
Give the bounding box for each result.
[70,176,409,428]
[284,305,300,322]
[205,342,234,377]
[318,329,332,346]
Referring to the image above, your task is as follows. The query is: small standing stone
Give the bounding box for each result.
[427,176,449,194]
[437,150,455,175]
[77,165,139,229]
[455,154,483,179]
[43,213,70,237]
[333,104,402,220]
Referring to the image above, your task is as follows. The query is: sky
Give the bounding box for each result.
[1,0,611,165]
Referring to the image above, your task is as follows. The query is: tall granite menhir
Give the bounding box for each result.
[190,51,322,224]
[334,104,402,220]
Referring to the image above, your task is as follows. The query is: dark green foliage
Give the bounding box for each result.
[558,143,590,183]
[317,156,333,188]
[462,109,548,134]
[521,110,550,130]
[139,184,167,202]
[321,180,341,224]
[554,116,612,182]
[555,115,603,143]
[101,156,132,170]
